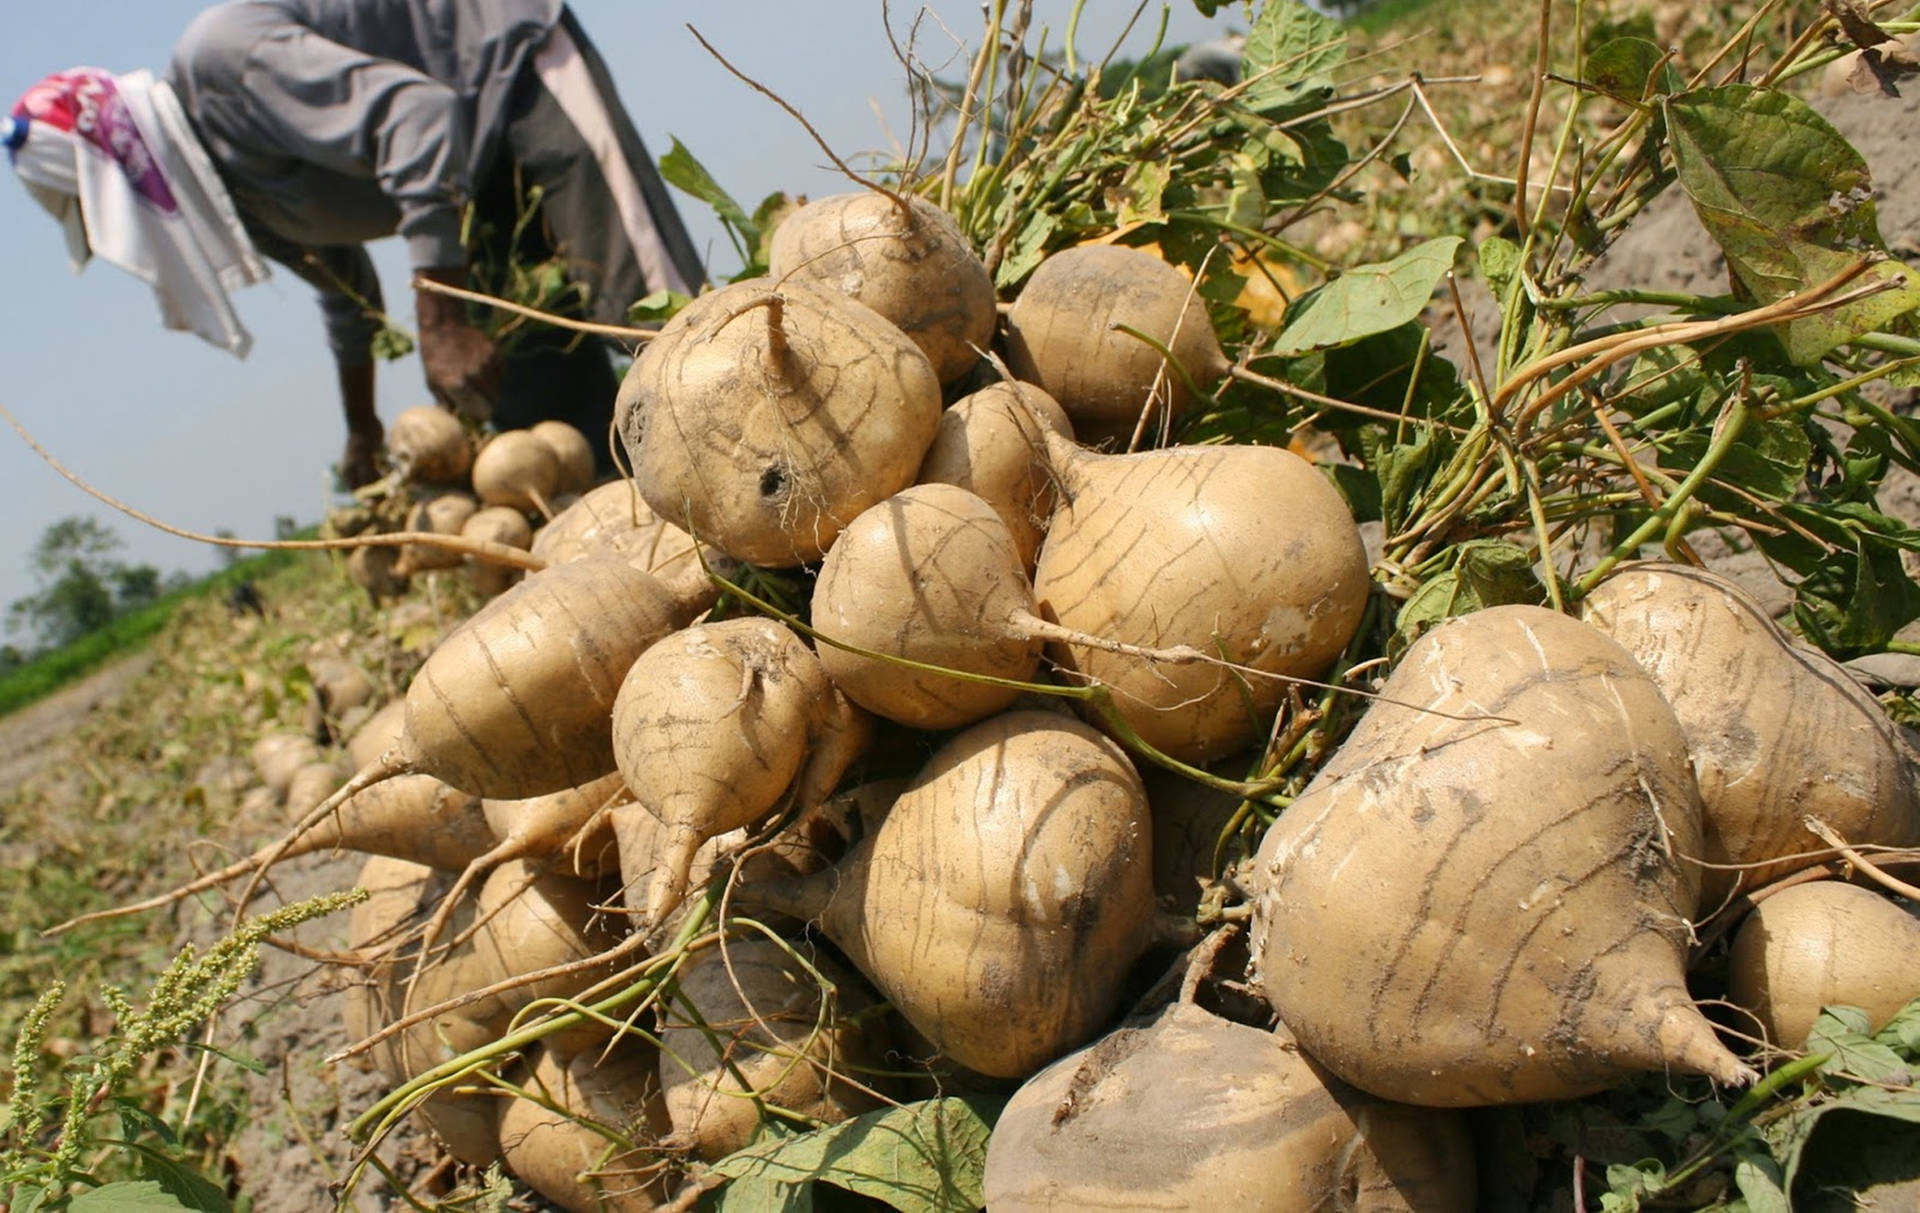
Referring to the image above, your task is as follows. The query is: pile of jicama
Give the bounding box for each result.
[79,182,1920,1212]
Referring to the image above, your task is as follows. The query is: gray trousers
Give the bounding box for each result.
[475,10,706,470]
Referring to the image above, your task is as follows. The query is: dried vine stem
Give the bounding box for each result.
[686,23,914,219]
[1496,259,1887,429]
[1,400,545,572]
[1804,817,1920,901]
[412,276,657,343]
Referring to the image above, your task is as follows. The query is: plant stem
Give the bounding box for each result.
[1575,398,1752,596]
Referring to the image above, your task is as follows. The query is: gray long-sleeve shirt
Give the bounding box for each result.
[166,0,565,361]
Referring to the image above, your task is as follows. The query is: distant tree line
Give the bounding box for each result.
[0,518,192,672]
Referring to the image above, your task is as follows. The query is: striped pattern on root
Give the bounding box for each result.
[1579,562,1920,905]
[767,192,997,386]
[616,277,943,568]
[1248,605,1753,1107]
[1033,435,1369,763]
[405,558,685,800]
[768,711,1157,1080]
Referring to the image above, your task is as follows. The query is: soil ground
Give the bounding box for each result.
[0,579,464,1211]
[0,655,152,791]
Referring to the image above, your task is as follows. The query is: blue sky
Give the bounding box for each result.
[0,2,1240,618]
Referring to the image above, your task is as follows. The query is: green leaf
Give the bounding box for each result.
[1733,1151,1791,1213]
[1115,159,1173,226]
[1328,463,1382,524]
[995,213,1059,289]
[1222,153,1266,232]
[708,1096,1002,1213]
[1322,322,1468,434]
[1873,997,1920,1056]
[659,138,757,250]
[1783,519,1920,656]
[1479,236,1522,305]
[1240,0,1346,113]
[748,192,797,273]
[1395,541,1544,650]
[1662,86,1920,364]
[1808,1007,1916,1083]
[69,1182,196,1212]
[1273,237,1463,355]
[1365,429,1438,533]
[1643,1097,1703,1144]
[369,322,415,362]
[1252,118,1349,205]
[1774,1089,1920,1198]
[701,1172,814,1213]
[122,1141,230,1213]
[1599,1159,1665,1212]
[1585,37,1682,101]
[628,289,694,325]
[8,1186,50,1213]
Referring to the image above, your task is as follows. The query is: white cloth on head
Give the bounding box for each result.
[8,67,268,357]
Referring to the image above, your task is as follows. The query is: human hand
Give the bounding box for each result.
[415,266,502,421]
[418,316,501,422]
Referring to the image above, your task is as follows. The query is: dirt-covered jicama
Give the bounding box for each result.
[811,484,1044,730]
[1727,880,1920,1048]
[745,710,1156,1079]
[343,857,501,1165]
[473,429,563,516]
[313,774,496,871]
[465,860,623,1052]
[1578,562,1920,904]
[615,277,943,567]
[915,381,1074,570]
[530,480,725,617]
[610,617,870,927]
[1032,431,1371,762]
[1003,243,1232,443]
[767,190,997,385]
[347,699,408,771]
[400,557,689,799]
[348,860,626,1135]
[480,770,629,881]
[530,419,598,496]
[387,404,472,484]
[983,1002,1477,1211]
[404,769,634,971]
[346,544,408,602]
[51,558,688,934]
[75,771,498,931]
[1248,605,1754,1106]
[461,505,535,598]
[499,1043,671,1213]
[305,656,376,741]
[812,483,1243,732]
[251,731,321,799]
[394,490,480,575]
[283,759,346,818]
[658,938,890,1160]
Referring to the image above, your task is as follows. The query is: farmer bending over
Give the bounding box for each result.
[5,1,705,486]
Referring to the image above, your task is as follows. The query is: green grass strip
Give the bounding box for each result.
[0,547,309,719]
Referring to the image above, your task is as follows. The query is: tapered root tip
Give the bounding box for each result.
[642,835,700,932]
[1660,1006,1757,1088]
